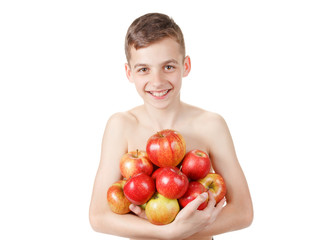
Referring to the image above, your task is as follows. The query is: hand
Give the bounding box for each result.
[129,204,147,220]
[169,191,226,239]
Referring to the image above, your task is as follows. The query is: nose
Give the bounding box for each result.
[150,70,164,87]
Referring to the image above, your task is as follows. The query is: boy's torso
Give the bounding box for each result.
[122,104,219,240]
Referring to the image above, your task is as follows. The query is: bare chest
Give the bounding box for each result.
[127,126,210,155]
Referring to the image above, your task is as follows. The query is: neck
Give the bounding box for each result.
[144,98,184,131]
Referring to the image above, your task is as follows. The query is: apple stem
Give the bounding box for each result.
[135,149,139,158]
[196,152,202,157]
[157,132,164,137]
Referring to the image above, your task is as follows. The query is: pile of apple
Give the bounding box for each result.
[107,129,226,225]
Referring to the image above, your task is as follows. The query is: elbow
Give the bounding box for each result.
[89,209,107,234]
[229,202,253,230]
[89,212,100,233]
[240,205,254,229]
[89,202,116,235]
[243,211,254,228]
[89,210,115,235]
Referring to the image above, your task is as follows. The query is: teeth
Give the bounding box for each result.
[150,90,169,97]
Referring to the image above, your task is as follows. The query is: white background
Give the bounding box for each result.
[1,0,319,239]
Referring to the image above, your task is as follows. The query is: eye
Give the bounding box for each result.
[138,67,148,73]
[165,65,175,71]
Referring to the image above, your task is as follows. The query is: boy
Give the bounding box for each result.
[89,13,253,240]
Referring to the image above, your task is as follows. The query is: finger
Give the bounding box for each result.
[186,192,209,211]
[211,198,226,219]
[205,197,226,224]
[215,197,226,210]
[129,204,142,215]
[208,197,226,217]
[206,191,216,208]
[129,204,147,219]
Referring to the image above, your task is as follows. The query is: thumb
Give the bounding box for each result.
[187,192,208,211]
[129,204,147,219]
[129,204,141,214]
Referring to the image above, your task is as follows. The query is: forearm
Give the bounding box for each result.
[90,210,174,240]
[188,203,253,238]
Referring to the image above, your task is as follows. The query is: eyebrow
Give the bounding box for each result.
[163,59,179,65]
[133,59,179,69]
[133,63,149,69]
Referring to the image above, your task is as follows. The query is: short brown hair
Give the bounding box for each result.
[125,13,185,63]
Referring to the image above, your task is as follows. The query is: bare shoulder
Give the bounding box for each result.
[200,110,226,126]
[183,104,228,133]
[202,111,228,134]
[105,108,140,133]
[101,109,140,154]
[200,111,231,144]
[107,111,136,127]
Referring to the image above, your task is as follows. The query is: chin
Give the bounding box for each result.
[146,100,171,110]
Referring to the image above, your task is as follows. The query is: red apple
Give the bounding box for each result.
[178,181,208,210]
[151,167,164,181]
[198,173,227,204]
[123,173,155,205]
[146,129,186,167]
[120,150,153,179]
[181,149,211,180]
[156,167,189,199]
[107,180,131,214]
[151,166,179,181]
[145,192,180,225]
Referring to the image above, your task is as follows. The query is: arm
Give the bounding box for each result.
[190,114,253,238]
[89,113,164,239]
[89,113,225,240]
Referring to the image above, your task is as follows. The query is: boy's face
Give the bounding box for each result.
[125,37,191,109]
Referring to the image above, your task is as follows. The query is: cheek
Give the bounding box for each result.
[132,76,148,91]
[170,72,183,85]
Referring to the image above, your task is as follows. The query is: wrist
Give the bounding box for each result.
[160,222,180,240]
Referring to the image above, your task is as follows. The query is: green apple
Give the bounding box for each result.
[145,192,180,225]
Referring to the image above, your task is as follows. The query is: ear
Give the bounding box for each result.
[183,55,191,77]
[125,63,134,83]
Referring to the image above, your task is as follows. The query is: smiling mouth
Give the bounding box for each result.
[147,89,171,97]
